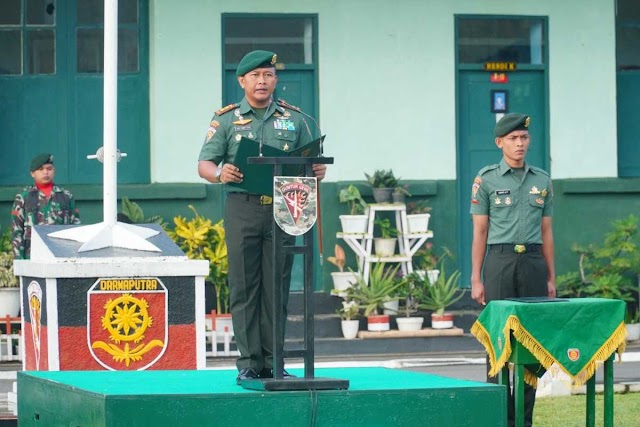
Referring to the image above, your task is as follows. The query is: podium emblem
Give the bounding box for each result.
[273,176,318,236]
[88,278,168,370]
[27,281,43,370]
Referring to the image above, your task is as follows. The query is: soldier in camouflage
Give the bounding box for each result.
[10,153,81,259]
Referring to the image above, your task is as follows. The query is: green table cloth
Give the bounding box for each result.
[471,298,627,387]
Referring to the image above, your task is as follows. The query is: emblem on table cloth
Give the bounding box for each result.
[567,348,580,362]
[273,176,317,236]
[88,278,168,370]
[27,281,43,370]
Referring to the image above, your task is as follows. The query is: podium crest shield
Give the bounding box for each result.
[273,176,317,236]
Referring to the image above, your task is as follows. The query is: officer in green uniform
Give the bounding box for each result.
[10,153,81,259]
[470,113,556,427]
[197,50,327,384]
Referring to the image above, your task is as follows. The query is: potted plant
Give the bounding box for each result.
[365,169,399,203]
[374,218,398,257]
[394,272,428,331]
[345,262,403,331]
[625,307,640,341]
[392,185,411,204]
[405,199,431,234]
[168,206,232,337]
[413,244,452,284]
[0,227,19,317]
[338,184,368,234]
[337,299,361,339]
[421,262,464,329]
[327,244,360,297]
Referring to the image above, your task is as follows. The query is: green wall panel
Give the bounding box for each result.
[4,178,640,289]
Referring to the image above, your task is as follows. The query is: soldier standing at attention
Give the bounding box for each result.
[11,153,81,259]
[197,50,326,384]
[470,113,556,427]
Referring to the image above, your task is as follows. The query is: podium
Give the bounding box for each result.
[238,155,349,391]
[471,298,627,427]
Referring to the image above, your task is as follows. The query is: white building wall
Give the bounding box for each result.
[149,0,617,183]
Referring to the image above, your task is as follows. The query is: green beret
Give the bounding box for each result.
[494,113,531,137]
[30,153,54,171]
[236,50,277,76]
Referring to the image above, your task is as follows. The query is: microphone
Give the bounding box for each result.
[277,99,324,155]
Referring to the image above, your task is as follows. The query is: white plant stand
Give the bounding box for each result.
[337,203,433,285]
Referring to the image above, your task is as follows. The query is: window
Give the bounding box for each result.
[223,16,314,65]
[0,0,56,75]
[457,18,545,65]
[76,0,139,73]
[616,0,640,70]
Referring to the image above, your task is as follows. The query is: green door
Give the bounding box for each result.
[0,0,149,186]
[457,71,547,286]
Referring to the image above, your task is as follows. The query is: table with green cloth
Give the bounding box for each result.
[471,298,627,427]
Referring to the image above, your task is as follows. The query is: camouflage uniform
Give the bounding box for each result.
[11,185,81,259]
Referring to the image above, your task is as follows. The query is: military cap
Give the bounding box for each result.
[494,113,531,137]
[30,153,54,171]
[236,50,277,76]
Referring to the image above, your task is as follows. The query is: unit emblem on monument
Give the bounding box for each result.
[88,278,168,370]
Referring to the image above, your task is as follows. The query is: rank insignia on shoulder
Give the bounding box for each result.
[276,98,301,112]
[215,103,238,116]
[529,186,540,194]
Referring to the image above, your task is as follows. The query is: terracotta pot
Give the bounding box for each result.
[367,314,390,331]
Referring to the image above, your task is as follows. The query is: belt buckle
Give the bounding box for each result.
[260,195,273,205]
[514,244,526,254]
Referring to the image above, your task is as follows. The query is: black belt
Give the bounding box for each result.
[228,192,273,205]
[489,244,542,254]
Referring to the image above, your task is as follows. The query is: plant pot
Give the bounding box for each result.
[626,323,640,341]
[382,299,399,315]
[331,271,359,297]
[427,269,440,285]
[0,288,20,317]
[339,215,368,234]
[431,312,454,329]
[392,191,406,204]
[372,188,393,203]
[341,319,360,339]
[406,213,431,234]
[214,314,234,343]
[367,314,390,331]
[396,317,424,331]
[374,238,396,256]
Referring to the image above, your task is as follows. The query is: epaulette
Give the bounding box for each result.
[478,164,499,176]
[276,99,301,112]
[530,165,550,176]
[215,103,239,116]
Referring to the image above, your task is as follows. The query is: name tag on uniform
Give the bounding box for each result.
[274,119,296,131]
[496,189,510,195]
[234,125,252,131]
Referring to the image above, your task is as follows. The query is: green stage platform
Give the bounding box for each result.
[18,368,505,426]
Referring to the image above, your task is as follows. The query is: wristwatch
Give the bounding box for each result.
[215,168,222,182]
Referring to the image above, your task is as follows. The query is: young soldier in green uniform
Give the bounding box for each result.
[10,153,81,259]
[470,113,556,427]
[197,50,327,384]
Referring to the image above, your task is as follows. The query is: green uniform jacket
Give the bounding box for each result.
[470,159,553,244]
[198,97,317,169]
[11,185,81,259]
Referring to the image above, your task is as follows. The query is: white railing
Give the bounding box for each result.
[205,327,239,357]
